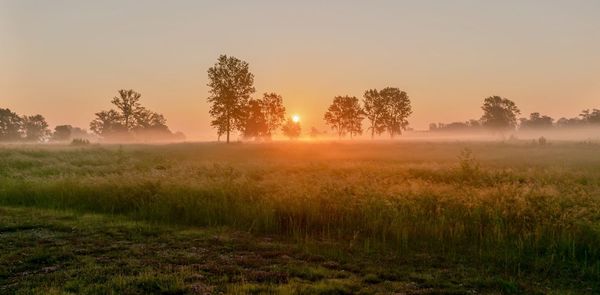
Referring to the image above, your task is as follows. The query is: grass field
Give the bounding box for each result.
[1,141,600,294]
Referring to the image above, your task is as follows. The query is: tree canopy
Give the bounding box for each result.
[90,89,179,141]
[380,87,412,138]
[480,96,520,131]
[207,55,255,143]
[324,95,364,138]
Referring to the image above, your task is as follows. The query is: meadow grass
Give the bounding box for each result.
[1,141,599,292]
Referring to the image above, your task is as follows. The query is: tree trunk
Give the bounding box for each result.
[226,130,230,143]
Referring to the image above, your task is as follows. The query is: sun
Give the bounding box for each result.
[292,114,300,123]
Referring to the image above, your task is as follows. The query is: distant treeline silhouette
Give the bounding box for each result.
[2,54,599,143]
[89,89,185,142]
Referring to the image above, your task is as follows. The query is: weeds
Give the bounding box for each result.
[0,142,599,289]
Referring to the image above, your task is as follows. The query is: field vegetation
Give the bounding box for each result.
[1,141,600,293]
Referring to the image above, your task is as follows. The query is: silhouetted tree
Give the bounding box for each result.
[90,90,177,141]
[207,55,255,143]
[242,99,268,140]
[380,87,412,138]
[282,117,301,139]
[363,89,387,139]
[112,89,143,130]
[22,114,50,142]
[481,96,520,131]
[52,125,73,141]
[0,108,23,141]
[260,93,286,139]
[519,112,553,129]
[580,109,600,124]
[90,110,126,137]
[324,95,364,139]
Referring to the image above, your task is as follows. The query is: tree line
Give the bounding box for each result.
[89,89,184,141]
[430,96,600,133]
[206,55,414,142]
[2,54,598,143]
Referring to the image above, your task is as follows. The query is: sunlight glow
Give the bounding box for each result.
[292,114,300,123]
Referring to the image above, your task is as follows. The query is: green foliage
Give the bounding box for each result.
[324,95,364,138]
[0,142,599,292]
[207,55,256,143]
[481,96,521,131]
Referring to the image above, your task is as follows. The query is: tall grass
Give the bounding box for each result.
[1,142,599,280]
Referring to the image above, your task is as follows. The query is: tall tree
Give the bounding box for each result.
[380,87,412,138]
[260,92,286,138]
[323,95,364,139]
[22,114,50,142]
[242,99,268,140]
[363,89,387,139]
[282,117,301,140]
[111,89,143,131]
[0,108,23,141]
[207,55,255,143]
[480,96,520,131]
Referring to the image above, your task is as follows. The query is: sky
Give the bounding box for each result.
[1,0,599,140]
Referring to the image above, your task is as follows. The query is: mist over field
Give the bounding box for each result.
[2,1,600,294]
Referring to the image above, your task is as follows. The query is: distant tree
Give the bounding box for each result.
[380,87,412,138]
[90,110,126,137]
[134,109,169,132]
[580,109,600,124]
[363,89,387,139]
[111,89,143,131]
[0,108,23,141]
[323,95,364,139]
[556,117,584,128]
[22,114,50,142]
[207,55,255,143]
[428,123,438,131]
[260,93,286,138]
[282,117,301,139]
[90,90,175,141]
[52,125,73,141]
[480,96,520,131]
[242,99,268,140]
[519,112,553,129]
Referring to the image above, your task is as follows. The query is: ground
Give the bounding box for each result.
[0,141,599,294]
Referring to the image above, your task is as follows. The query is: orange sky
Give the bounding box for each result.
[1,1,599,140]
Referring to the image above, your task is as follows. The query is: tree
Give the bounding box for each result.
[260,93,286,138]
[0,108,23,141]
[207,55,255,143]
[323,96,364,139]
[519,112,553,129]
[380,87,412,138]
[242,99,268,140]
[480,96,520,131]
[111,89,143,130]
[90,110,126,137]
[52,125,73,141]
[282,117,301,139]
[580,109,600,124]
[22,114,50,142]
[363,89,387,139]
[90,89,177,141]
